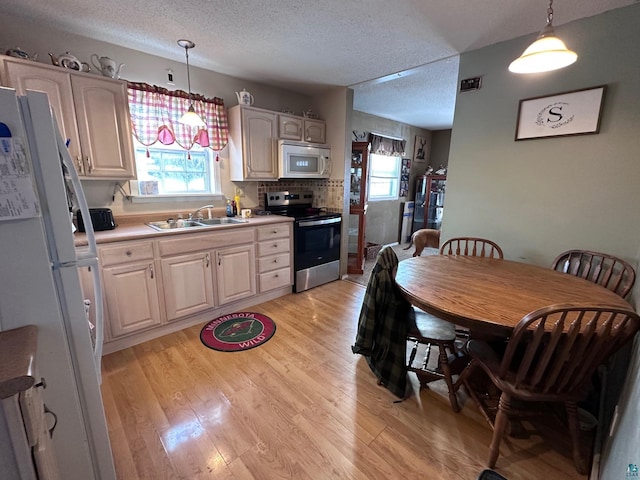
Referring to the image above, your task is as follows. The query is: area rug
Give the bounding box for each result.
[200,312,276,352]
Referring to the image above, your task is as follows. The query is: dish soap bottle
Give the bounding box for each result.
[226,199,233,217]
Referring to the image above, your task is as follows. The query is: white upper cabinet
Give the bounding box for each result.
[1,56,136,179]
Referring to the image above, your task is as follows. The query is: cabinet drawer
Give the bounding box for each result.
[158,228,254,257]
[99,241,154,266]
[257,238,290,257]
[258,252,291,273]
[258,267,291,292]
[256,223,290,241]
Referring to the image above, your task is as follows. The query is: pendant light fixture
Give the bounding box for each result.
[177,39,206,128]
[508,0,577,74]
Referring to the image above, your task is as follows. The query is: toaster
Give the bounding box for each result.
[77,208,116,232]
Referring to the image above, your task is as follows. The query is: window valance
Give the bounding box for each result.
[127,82,229,157]
[369,133,406,156]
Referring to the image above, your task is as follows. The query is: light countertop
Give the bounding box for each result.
[73,214,295,246]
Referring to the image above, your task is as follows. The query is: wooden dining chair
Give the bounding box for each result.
[458,304,640,475]
[439,237,504,341]
[406,308,464,412]
[551,249,636,298]
[440,237,504,259]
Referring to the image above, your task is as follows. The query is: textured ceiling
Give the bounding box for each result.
[2,0,636,129]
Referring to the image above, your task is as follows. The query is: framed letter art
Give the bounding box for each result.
[515,86,606,141]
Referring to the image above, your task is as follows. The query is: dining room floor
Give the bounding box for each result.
[100,280,590,479]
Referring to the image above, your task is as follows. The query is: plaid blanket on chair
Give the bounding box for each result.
[352,246,412,398]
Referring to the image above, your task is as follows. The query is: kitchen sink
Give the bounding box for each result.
[146,217,247,231]
[146,220,203,231]
[195,217,248,226]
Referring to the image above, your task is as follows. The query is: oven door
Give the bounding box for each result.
[295,216,341,271]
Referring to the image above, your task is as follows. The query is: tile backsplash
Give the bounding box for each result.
[257,179,344,213]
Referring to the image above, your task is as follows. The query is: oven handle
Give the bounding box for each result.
[298,217,342,227]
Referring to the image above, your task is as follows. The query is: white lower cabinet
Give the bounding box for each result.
[99,222,292,350]
[216,244,256,305]
[161,251,215,321]
[256,224,293,293]
[99,240,162,338]
[102,261,162,338]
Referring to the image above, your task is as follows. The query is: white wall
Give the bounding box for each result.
[446,4,640,268]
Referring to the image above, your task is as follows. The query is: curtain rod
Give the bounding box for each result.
[370,132,404,141]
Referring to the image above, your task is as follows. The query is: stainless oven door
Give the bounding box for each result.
[294,216,341,291]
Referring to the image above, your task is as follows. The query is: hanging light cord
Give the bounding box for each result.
[546,0,554,26]
[184,44,193,105]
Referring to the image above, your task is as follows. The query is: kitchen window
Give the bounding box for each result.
[368,153,400,201]
[127,82,228,198]
[133,139,220,195]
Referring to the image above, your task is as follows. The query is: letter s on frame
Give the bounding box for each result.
[547,106,563,123]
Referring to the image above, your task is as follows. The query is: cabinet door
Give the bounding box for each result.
[278,114,303,140]
[2,59,83,173]
[241,109,278,179]
[216,244,256,305]
[161,251,215,321]
[103,261,161,338]
[304,119,326,143]
[71,75,135,179]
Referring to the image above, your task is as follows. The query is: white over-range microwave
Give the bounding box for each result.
[278,140,331,179]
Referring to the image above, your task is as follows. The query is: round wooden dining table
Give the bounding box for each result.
[395,255,631,337]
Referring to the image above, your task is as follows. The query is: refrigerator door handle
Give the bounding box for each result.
[55,128,105,379]
[54,128,98,262]
[89,258,105,380]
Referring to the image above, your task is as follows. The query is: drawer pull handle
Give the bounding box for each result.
[273,230,278,234]
[273,259,278,263]
[205,253,210,268]
[126,250,132,256]
[273,244,278,248]
[149,264,154,279]
[35,377,47,389]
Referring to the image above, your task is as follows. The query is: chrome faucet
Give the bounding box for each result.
[189,204,214,220]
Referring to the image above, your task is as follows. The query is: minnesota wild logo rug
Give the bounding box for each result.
[200,312,276,352]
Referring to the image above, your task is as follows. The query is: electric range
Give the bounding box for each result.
[265,191,342,292]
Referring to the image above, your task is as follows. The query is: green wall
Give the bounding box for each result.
[447,5,640,479]
[446,4,640,268]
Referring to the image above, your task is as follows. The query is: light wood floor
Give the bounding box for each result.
[101,280,587,479]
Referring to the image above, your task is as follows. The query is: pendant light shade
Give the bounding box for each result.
[179,105,206,128]
[177,39,206,127]
[509,0,577,74]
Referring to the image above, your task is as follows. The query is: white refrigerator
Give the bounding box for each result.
[0,87,115,479]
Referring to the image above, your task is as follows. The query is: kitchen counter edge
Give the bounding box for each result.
[73,215,295,246]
